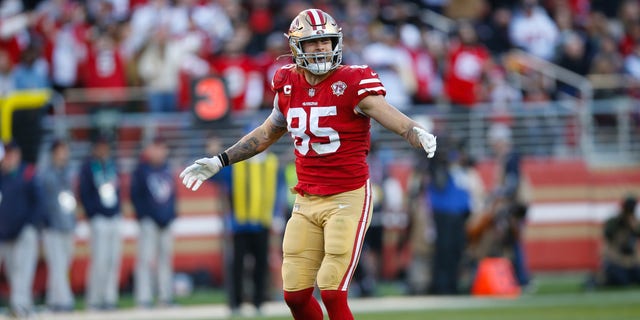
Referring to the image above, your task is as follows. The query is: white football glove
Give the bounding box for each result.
[413,127,437,158]
[179,157,223,191]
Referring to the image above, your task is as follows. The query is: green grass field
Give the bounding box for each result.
[7,272,634,320]
[187,273,640,320]
[224,290,640,320]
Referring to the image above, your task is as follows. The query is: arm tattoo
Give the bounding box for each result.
[402,124,422,149]
[226,137,261,164]
[225,122,287,164]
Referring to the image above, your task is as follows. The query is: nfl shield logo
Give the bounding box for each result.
[331,81,347,96]
[308,88,315,97]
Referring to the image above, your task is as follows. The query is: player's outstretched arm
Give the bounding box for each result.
[180,116,288,191]
[358,95,436,158]
[225,116,288,163]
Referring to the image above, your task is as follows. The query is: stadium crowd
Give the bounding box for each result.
[1,0,640,318]
[1,0,639,113]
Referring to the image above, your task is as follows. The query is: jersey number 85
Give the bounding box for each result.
[287,106,340,155]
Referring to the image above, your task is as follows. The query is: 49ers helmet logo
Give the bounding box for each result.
[331,81,347,96]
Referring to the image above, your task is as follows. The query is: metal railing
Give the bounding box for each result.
[38,91,639,173]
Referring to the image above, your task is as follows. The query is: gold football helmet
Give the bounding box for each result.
[286,9,343,75]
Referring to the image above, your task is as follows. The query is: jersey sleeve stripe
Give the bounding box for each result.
[357,86,386,96]
[359,78,381,85]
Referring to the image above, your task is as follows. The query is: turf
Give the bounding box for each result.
[227,290,640,320]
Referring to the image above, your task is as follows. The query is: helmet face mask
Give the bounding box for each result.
[287,9,343,75]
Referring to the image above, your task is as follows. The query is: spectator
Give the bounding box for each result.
[206,131,282,315]
[488,123,530,287]
[41,1,90,93]
[80,31,127,90]
[400,24,441,105]
[427,137,472,294]
[361,24,416,111]
[0,50,15,96]
[555,32,591,97]
[12,42,50,90]
[0,141,43,317]
[137,26,204,112]
[0,0,33,64]
[443,20,492,145]
[124,0,173,56]
[209,25,264,114]
[78,136,122,310]
[254,32,291,110]
[624,42,640,82]
[245,0,277,55]
[190,0,234,54]
[477,6,514,58]
[509,0,559,61]
[601,195,640,287]
[486,67,522,126]
[40,140,77,312]
[131,138,177,308]
[618,0,640,56]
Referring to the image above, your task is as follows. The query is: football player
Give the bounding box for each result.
[180,8,437,320]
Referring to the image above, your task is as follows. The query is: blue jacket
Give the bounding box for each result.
[0,164,44,241]
[130,160,176,228]
[40,163,76,232]
[78,157,121,218]
[428,167,471,215]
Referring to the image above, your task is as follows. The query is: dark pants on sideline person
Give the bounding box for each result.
[230,228,270,310]
[604,261,640,286]
[431,212,467,295]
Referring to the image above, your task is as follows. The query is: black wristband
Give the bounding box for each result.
[217,152,230,167]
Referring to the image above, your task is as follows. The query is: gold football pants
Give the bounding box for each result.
[282,180,372,292]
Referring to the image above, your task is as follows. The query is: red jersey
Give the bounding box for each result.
[444,43,490,107]
[271,64,385,196]
[209,54,263,112]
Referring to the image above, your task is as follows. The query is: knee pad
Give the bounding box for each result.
[282,261,300,290]
[317,260,342,290]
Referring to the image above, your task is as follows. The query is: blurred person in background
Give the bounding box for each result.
[255,32,292,110]
[476,5,514,59]
[40,140,77,312]
[179,8,437,319]
[137,25,204,113]
[509,0,559,61]
[12,42,50,90]
[131,138,177,308]
[0,141,43,317]
[361,24,416,111]
[0,0,36,65]
[443,20,492,145]
[79,136,122,310]
[400,24,441,105]
[485,123,530,287]
[600,195,640,287]
[0,50,15,96]
[124,0,173,57]
[208,24,264,114]
[555,31,591,98]
[426,137,472,294]
[80,31,127,90]
[38,1,90,94]
[203,132,282,316]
